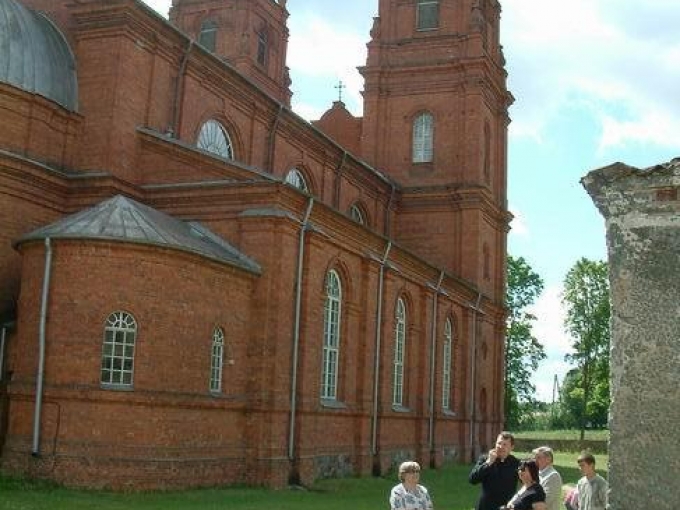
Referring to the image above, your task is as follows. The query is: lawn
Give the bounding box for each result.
[514,429,609,441]
[0,452,608,510]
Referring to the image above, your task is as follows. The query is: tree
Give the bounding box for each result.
[505,255,546,428]
[562,258,610,439]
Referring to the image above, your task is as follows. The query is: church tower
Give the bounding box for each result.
[360,0,513,300]
[170,0,292,106]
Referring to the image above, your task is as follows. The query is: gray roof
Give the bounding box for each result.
[0,0,78,111]
[15,195,261,274]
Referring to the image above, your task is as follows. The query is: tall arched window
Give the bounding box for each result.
[101,311,137,387]
[412,112,434,163]
[257,28,268,67]
[417,0,439,31]
[321,270,342,399]
[197,119,234,160]
[210,326,224,393]
[198,19,218,52]
[442,318,453,410]
[285,168,309,193]
[392,297,407,406]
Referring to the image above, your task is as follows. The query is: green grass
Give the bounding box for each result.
[513,429,609,441]
[0,465,477,510]
[0,451,609,510]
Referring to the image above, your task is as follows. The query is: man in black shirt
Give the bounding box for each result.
[469,431,520,510]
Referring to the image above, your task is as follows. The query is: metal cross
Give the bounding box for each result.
[334,80,346,102]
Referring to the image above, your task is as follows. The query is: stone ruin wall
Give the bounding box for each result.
[582,157,680,510]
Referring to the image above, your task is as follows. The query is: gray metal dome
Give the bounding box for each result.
[0,0,78,111]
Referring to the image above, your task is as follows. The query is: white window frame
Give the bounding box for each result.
[417,0,439,31]
[412,112,434,163]
[197,119,234,160]
[210,326,224,393]
[442,318,453,410]
[285,168,309,192]
[321,270,342,399]
[392,298,407,406]
[101,311,137,387]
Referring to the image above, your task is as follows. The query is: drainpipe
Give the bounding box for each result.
[267,104,284,173]
[288,198,314,474]
[33,237,53,456]
[467,292,482,461]
[169,40,193,138]
[428,270,445,463]
[370,241,392,468]
[0,325,6,381]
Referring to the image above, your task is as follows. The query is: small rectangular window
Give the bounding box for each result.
[417,1,439,31]
[199,20,218,53]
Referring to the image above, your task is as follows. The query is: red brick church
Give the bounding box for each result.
[0,0,513,489]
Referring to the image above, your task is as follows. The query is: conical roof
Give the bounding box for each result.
[15,195,261,274]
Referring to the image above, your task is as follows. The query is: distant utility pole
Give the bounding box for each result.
[551,374,560,423]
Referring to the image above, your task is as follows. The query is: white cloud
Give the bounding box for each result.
[508,207,529,237]
[143,0,169,17]
[528,285,575,401]
[504,0,680,149]
[288,13,366,115]
[292,102,325,123]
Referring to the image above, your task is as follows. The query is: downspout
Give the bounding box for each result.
[170,40,193,138]
[333,151,347,208]
[468,292,482,461]
[370,241,392,470]
[0,326,6,381]
[267,104,284,173]
[32,237,53,456]
[428,270,445,463]
[288,198,314,476]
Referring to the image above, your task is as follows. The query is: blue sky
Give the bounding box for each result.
[144,0,680,401]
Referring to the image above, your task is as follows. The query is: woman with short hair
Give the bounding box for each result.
[389,461,434,510]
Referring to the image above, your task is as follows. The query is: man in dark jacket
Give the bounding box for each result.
[469,431,520,510]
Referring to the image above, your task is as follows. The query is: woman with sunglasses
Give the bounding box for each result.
[501,459,547,510]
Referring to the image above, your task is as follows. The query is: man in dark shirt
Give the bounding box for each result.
[469,431,521,510]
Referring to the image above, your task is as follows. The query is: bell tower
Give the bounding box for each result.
[360,0,513,299]
[170,0,292,106]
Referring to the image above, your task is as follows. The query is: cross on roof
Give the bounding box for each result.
[334,80,346,102]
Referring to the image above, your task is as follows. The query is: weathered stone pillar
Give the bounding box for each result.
[582,157,680,510]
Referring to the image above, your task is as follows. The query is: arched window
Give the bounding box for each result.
[210,326,224,393]
[101,311,137,387]
[412,112,434,163]
[349,203,366,225]
[197,119,234,160]
[257,28,268,67]
[285,168,309,193]
[198,19,218,52]
[392,297,407,406]
[442,318,453,410]
[321,270,342,399]
[417,0,439,31]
